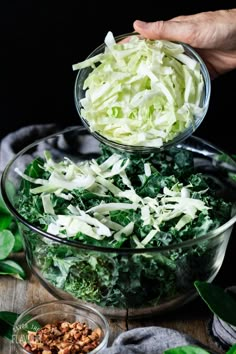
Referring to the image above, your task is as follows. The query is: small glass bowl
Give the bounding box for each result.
[13,300,109,353]
[74,33,211,153]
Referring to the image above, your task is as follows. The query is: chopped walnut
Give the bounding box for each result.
[23,320,102,354]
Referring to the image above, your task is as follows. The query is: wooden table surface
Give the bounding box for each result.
[1,244,234,354]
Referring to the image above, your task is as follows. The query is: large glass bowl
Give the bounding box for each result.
[74,33,211,153]
[1,127,236,319]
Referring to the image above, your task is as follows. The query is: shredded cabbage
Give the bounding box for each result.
[15,152,210,245]
[73,31,205,148]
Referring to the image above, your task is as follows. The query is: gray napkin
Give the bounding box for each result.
[0,124,58,173]
[101,326,208,354]
[1,124,235,353]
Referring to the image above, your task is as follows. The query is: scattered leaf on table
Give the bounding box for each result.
[0,259,26,279]
[21,314,42,332]
[4,180,16,204]
[12,227,24,253]
[0,311,41,341]
[0,215,12,231]
[164,345,210,354]
[0,311,19,340]
[0,229,15,260]
[194,280,236,326]
[0,192,11,215]
[0,311,19,326]
[226,344,236,354]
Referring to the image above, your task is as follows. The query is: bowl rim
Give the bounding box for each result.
[13,299,110,354]
[1,126,236,254]
[74,32,211,153]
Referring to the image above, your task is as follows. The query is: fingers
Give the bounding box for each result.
[168,14,193,22]
[133,19,194,43]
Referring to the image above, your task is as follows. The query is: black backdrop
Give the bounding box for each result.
[1,1,236,154]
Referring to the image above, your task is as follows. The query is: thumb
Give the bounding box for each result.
[133,19,192,43]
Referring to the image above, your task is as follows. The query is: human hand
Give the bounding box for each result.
[133,9,236,78]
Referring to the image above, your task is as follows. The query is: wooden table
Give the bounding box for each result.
[1,244,234,354]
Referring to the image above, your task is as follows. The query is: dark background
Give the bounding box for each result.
[1,1,236,154]
[0,1,236,300]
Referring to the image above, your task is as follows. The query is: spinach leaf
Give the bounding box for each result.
[0,191,25,278]
[0,311,19,340]
[0,191,11,215]
[0,311,41,341]
[0,260,26,279]
[11,224,23,253]
[0,230,15,260]
[227,344,236,354]
[164,345,210,354]
[164,343,236,354]
[194,281,236,326]
[0,215,12,231]
[2,180,16,206]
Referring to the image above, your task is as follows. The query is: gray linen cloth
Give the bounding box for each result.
[101,326,207,354]
[0,124,234,353]
[0,124,58,173]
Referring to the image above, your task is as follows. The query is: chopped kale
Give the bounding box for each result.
[15,145,234,309]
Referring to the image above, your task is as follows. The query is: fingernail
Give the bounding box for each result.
[134,20,148,28]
